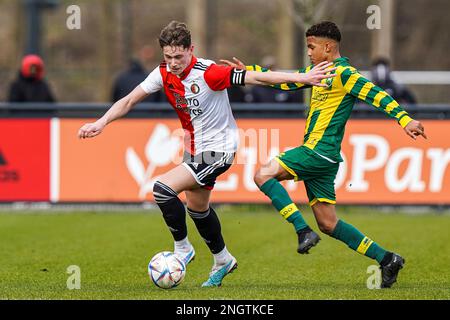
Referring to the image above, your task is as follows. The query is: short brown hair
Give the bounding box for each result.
[158,21,191,49]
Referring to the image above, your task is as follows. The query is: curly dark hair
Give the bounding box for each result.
[158,21,191,49]
[306,21,341,42]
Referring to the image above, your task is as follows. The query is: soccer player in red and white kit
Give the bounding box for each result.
[78,21,335,287]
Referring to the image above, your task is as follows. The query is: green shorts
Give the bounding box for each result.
[275,146,340,206]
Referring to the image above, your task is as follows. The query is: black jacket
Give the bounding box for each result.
[112,60,163,103]
[373,79,417,105]
[8,73,56,103]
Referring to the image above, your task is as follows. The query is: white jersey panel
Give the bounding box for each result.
[182,59,239,154]
[140,66,163,94]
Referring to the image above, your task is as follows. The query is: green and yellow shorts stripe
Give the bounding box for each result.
[276,146,340,206]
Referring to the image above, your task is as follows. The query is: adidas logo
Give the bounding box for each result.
[202,237,211,244]
[192,162,199,170]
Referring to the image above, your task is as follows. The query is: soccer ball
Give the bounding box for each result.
[148,251,186,289]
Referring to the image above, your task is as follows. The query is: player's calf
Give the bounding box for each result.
[188,207,226,254]
[153,181,188,241]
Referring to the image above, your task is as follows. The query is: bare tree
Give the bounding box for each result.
[290,0,341,63]
[186,0,208,57]
[100,0,115,102]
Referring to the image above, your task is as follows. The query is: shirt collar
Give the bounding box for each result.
[333,57,349,64]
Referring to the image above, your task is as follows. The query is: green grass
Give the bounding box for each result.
[0,206,449,300]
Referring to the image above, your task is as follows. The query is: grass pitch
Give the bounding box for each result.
[0,205,449,300]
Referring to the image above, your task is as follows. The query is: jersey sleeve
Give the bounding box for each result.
[204,64,247,91]
[245,64,312,91]
[140,66,163,94]
[339,66,413,128]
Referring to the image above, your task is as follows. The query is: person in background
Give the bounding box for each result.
[112,45,163,103]
[371,57,417,105]
[8,54,56,103]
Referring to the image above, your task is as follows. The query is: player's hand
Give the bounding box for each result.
[302,61,337,87]
[404,120,427,140]
[78,119,106,139]
[219,57,246,70]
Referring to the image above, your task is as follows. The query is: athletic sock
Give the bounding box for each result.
[331,219,387,263]
[153,181,187,241]
[260,178,308,232]
[174,237,192,253]
[213,246,233,266]
[188,206,225,254]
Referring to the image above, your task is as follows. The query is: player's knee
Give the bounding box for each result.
[186,200,209,213]
[317,219,337,235]
[253,167,274,187]
[153,181,178,205]
[253,170,266,188]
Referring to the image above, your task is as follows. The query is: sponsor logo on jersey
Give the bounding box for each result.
[173,92,188,112]
[173,92,203,116]
[189,108,203,116]
[311,90,328,102]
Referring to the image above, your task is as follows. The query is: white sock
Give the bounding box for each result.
[213,246,233,266]
[174,237,192,253]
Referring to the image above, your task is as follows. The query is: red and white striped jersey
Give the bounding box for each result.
[140,56,246,155]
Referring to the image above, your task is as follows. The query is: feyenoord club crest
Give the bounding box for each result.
[191,83,200,94]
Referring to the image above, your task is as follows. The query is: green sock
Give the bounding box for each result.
[260,178,308,232]
[331,219,387,263]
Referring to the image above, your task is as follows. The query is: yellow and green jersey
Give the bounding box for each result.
[246,57,413,162]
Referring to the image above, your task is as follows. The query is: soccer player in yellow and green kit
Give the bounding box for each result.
[222,21,427,288]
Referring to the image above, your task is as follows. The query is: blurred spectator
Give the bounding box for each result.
[8,54,56,102]
[112,45,164,103]
[249,56,303,103]
[371,57,417,104]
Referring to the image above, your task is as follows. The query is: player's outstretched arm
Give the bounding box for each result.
[244,61,336,87]
[221,57,311,91]
[78,85,149,139]
[339,66,428,141]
